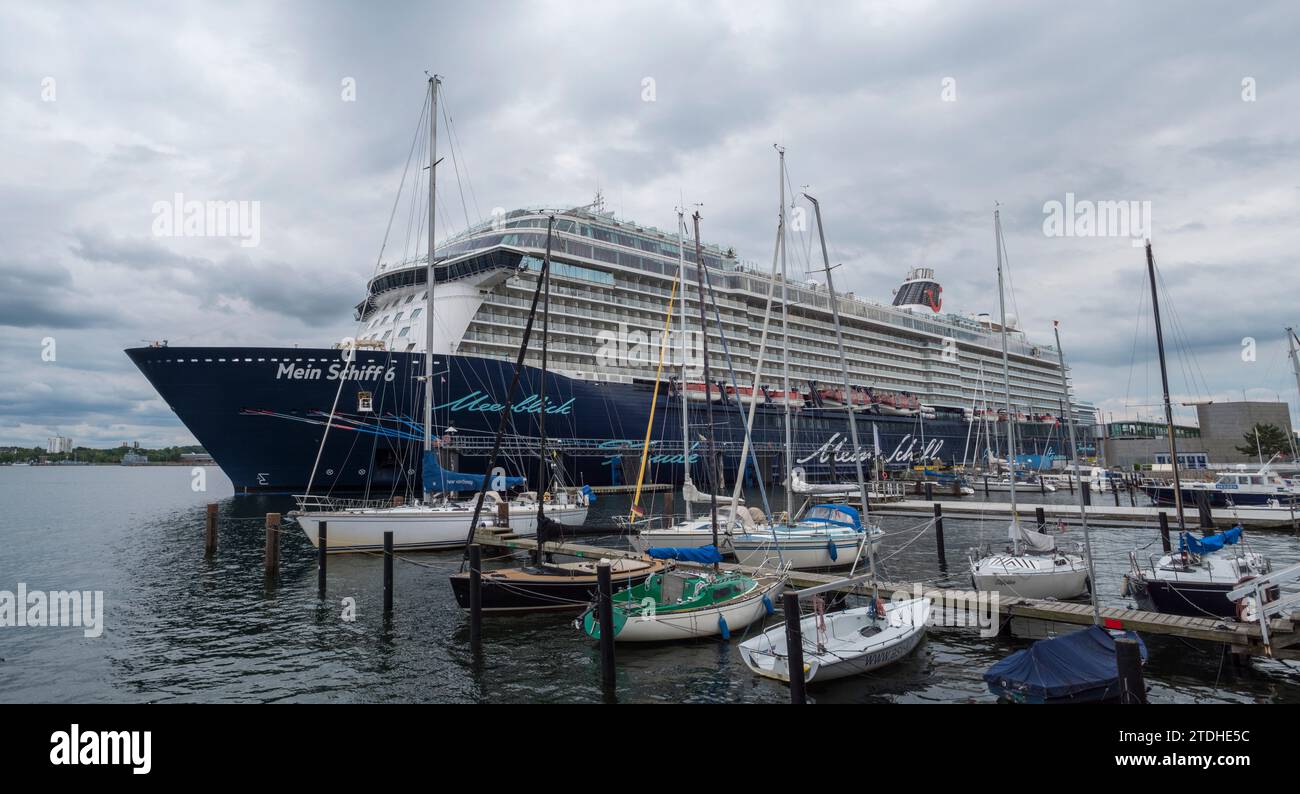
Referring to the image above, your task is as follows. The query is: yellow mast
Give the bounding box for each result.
[628,267,682,521]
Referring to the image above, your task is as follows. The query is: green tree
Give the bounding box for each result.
[1235,423,1293,460]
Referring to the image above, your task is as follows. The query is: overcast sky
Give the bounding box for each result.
[2,0,1298,448]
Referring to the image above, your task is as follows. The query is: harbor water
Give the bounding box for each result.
[2,465,1298,703]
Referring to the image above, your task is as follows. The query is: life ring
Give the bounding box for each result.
[1234,575,1257,622]
[880,471,890,480]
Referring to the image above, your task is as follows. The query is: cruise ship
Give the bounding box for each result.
[126,197,1097,495]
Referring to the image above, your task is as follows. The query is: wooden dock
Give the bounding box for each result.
[472,529,1300,660]
[873,498,1300,530]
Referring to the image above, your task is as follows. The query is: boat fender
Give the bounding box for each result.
[717,615,730,640]
[762,594,775,616]
[826,539,838,562]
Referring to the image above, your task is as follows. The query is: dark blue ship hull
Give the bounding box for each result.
[126,346,1085,495]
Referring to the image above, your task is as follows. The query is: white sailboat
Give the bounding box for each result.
[740,191,929,682]
[969,209,1088,600]
[291,77,587,553]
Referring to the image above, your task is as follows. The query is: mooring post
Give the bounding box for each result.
[924,481,933,502]
[390,495,404,507]
[204,502,218,557]
[783,591,806,704]
[1081,480,1091,506]
[496,501,509,529]
[1115,637,1146,704]
[1113,481,1121,507]
[317,521,327,598]
[1158,511,1172,553]
[983,475,989,497]
[663,490,674,519]
[596,562,616,694]
[383,531,394,615]
[468,544,482,653]
[1035,506,1046,530]
[264,513,281,577]
[933,502,946,567]
[1067,473,1074,494]
[1039,477,1046,496]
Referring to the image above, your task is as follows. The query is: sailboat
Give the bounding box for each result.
[739,191,928,682]
[450,212,660,611]
[1123,241,1270,617]
[577,210,786,642]
[629,209,753,552]
[728,149,882,570]
[983,320,1147,703]
[969,209,1089,599]
[292,77,588,553]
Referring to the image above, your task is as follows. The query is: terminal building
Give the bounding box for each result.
[1100,401,1296,470]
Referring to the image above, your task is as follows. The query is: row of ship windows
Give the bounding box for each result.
[149,357,384,364]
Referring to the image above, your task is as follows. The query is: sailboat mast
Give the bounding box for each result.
[678,209,693,521]
[994,209,1019,533]
[422,74,440,505]
[777,146,793,523]
[534,216,555,566]
[1054,322,1099,626]
[808,194,875,584]
[1146,241,1187,532]
[1287,328,1300,464]
[692,212,719,561]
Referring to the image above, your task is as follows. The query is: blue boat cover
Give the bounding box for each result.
[801,503,863,531]
[646,545,724,564]
[1180,526,1243,555]
[422,451,526,492]
[581,484,597,503]
[983,626,1148,701]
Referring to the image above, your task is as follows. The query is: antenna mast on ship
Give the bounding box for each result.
[423,73,441,505]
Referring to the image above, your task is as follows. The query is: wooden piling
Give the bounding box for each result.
[383,531,394,615]
[204,503,218,557]
[1115,637,1147,704]
[1158,511,1172,553]
[496,501,509,528]
[1039,477,1046,496]
[983,476,990,497]
[1035,506,1046,530]
[1081,480,1091,506]
[924,481,934,502]
[596,562,616,693]
[1113,481,1121,507]
[390,495,404,507]
[468,544,482,653]
[1067,475,1074,494]
[783,591,806,705]
[933,502,946,567]
[264,513,281,577]
[317,521,327,598]
[663,490,674,518]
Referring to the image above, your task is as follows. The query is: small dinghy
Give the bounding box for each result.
[576,546,785,642]
[739,596,930,684]
[984,625,1147,703]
